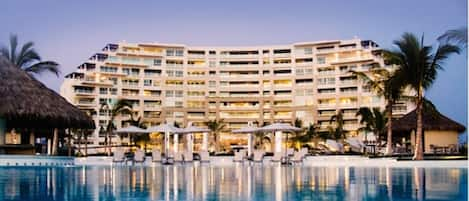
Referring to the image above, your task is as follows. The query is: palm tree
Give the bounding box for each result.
[101,99,133,155]
[0,34,59,76]
[438,27,467,49]
[387,33,460,160]
[124,116,149,149]
[329,110,345,140]
[356,107,387,143]
[352,66,403,155]
[205,119,226,152]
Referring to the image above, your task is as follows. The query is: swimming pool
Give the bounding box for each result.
[0,165,466,201]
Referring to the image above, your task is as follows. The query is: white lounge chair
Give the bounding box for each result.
[290,151,304,164]
[287,148,295,157]
[271,152,284,162]
[174,152,184,163]
[252,150,265,163]
[233,150,246,162]
[112,148,125,163]
[199,151,210,163]
[183,151,193,163]
[299,147,308,159]
[134,149,146,164]
[326,139,344,153]
[152,148,162,163]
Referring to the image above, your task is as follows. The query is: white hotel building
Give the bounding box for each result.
[60,38,411,146]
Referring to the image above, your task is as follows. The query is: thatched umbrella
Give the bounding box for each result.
[0,56,94,155]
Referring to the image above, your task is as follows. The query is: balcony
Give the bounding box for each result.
[318,103,336,109]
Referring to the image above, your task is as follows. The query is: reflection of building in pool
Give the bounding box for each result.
[0,166,466,200]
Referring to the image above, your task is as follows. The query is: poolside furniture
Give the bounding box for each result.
[233,150,247,162]
[199,151,210,163]
[183,151,193,163]
[112,148,125,163]
[152,148,162,163]
[174,152,184,163]
[299,147,308,158]
[290,151,304,164]
[271,152,285,162]
[286,148,295,157]
[134,149,146,164]
[326,139,344,153]
[252,150,265,163]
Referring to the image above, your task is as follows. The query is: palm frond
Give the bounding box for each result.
[23,61,60,76]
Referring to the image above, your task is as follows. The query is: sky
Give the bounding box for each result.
[1,0,467,139]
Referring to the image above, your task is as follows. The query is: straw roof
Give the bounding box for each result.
[0,56,94,129]
[392,108,465,133]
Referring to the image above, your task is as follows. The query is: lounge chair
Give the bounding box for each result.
[152,148,162,163]
[199,151,210,163]
[174,152,184,163]
[233,150,246,162]
[183,151,193,163]
[252,150,265,163]
[134,149,146,164]
[299,147,308,159]
[271,152,284,162]
[290,151,304,164]
[326,139,344,153]
[287,148,295,157]
[112,148,125,164]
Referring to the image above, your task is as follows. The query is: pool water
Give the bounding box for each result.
[0,165,466,201]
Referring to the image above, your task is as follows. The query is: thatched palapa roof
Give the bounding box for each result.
[0,56,94,129]
[392,108,465,133]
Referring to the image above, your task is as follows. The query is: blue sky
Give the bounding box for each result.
[1,0,467,139]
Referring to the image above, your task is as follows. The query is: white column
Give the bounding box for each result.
[186,134,193,153]
[275,131,282,153]
[202,132,208,151]
[173,133,179,153]
[164,131,170,155]
[247,133,253,156]
[47,138,52,155]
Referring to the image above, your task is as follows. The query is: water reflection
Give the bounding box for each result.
[0,165,466,201]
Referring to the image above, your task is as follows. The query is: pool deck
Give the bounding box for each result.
[74,155,467,168]
[1,155,466,168]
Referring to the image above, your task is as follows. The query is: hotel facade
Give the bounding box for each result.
[60,38,411,147]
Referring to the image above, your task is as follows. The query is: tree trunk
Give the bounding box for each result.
[67,129,72,156]
[51,128,59,155]
[413,88,424,160]
[84,131,88,156]
[385,100,393,155]
[108,130,112,156]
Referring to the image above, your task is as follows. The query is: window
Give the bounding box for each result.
[304,48,313,55]
[175,50,184,56]
[166,90,174,97]
[209,91,216,97]
[209,81,216,87]
[144,79,152,86]
[166,49,174,56]
[209,61,216,67]
[100,66,117,73]
[317,57,326,64]
[110,88,117,95]
[153,59,162,66]
[99,88,108,95]
[108,77,118,85]
[209,50,216,55]
[175,91,183,97]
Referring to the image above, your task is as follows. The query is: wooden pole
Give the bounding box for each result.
[51,128,59,155]
[67,129,72,156]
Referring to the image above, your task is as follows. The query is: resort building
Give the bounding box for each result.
[60,38,412,148]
